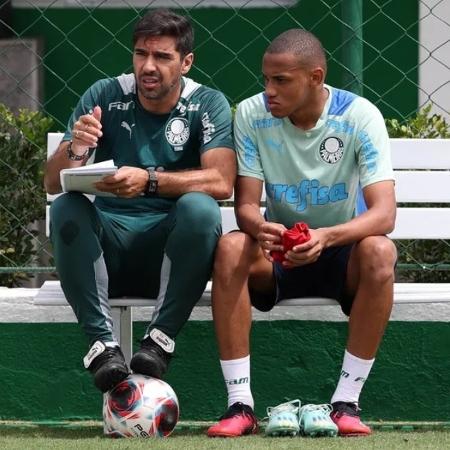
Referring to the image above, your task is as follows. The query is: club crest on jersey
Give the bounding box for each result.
[319,136,344,164]
[165,117,190,150]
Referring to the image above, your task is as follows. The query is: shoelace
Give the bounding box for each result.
[264,399,301,422]
[103,347,120,359]
[299,403,333,424]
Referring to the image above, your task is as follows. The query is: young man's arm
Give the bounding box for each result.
[284,180,396,268]
[320,180,396,246]
[235,175,286,257]
[234,175,265,238]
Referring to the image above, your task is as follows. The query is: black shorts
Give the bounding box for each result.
[250,245,354,316]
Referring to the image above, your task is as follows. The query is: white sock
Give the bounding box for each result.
[220,355,254,409]
[330,350,375,405]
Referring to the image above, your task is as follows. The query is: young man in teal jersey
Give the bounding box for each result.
[44,9,236,393]
[208,29,396,438]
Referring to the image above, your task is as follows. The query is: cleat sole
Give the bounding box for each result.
[302,428,339,438]
[265,427,299,437]
[339,432,372,437]
[208,428,257,438]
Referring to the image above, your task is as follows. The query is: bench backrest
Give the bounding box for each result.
[46,133,450,239]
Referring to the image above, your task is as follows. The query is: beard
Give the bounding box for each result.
[136,74,179,101]
[138,83,169,100]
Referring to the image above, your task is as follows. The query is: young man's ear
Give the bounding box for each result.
[181,53,194,75]
[310,67,325,86]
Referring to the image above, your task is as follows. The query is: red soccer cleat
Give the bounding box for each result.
[207,402,258,438]
[330,402,372,437]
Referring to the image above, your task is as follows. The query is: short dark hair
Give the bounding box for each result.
[133,9,194,57]
[266,29,327,73]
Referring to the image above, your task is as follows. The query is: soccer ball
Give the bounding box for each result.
[103,374,179,438]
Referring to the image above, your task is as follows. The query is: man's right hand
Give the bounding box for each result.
[256,221,286,262]
[71,105,103,153]
[283,228,329,268]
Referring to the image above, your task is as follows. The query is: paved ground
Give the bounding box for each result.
[2,287,450,322]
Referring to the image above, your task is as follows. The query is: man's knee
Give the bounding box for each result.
[50,193,97,244]
[50,192,92,224]
[357,236,397,283]
[214,232,257,274]
[175,192,221,232]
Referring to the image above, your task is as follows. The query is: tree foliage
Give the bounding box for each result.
[386,105,450,282]
[0,104,53,286]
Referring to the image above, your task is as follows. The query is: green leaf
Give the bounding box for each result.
[0,103,53,286]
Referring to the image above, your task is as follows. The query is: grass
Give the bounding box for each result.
[2,422,450,449]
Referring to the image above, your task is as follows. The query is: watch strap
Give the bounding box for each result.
[146,167,158,195]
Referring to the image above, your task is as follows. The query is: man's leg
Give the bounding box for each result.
[207,231,274,437]
[50,192,129,392]
[331,236,397,436]
[130,192,222,378]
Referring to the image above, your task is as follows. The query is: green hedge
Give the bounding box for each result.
[0,104,53,286]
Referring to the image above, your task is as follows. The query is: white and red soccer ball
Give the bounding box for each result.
[103,374,179,438]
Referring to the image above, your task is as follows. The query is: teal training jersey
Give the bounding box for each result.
[235,85,394,229]
[63,75,234,216]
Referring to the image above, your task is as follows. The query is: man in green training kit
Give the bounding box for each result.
[44,9,236,393]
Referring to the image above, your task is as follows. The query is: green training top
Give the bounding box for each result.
[63,74,234,216]
[234,85,394,229]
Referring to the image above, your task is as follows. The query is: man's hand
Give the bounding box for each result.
[257,222,287,262]
[283,228,328,268]
[95,166,149,198]
[71,106,103,153]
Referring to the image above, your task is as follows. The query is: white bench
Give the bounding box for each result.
[35,133,450,363]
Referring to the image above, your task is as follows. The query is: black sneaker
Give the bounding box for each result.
[130,329,174,379]
[83,341,129,393]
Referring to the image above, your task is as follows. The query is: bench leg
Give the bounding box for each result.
[111,306,133,365]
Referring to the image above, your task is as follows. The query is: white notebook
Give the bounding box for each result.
[60,160,118,197]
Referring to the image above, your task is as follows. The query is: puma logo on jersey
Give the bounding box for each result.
[266,138,283,153]
[121,121,135,138]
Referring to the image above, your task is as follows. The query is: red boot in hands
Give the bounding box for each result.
[270,222,311,263]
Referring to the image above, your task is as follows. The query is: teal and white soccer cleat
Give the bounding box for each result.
[264,399,301,437]
[298,403,338,437]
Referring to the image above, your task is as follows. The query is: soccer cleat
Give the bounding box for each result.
[130,329,174,379]
[83,341,129,393]
[330,401,372,436]
[264,399,301,437]
[207,402,258,437]
[298,404,338,437]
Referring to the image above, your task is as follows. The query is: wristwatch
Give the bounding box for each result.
[146,167,158,195]
[66,141,89,161]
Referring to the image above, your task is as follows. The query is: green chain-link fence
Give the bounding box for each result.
[0,0,449,286]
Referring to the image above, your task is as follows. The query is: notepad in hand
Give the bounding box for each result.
[60,160,118,197]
